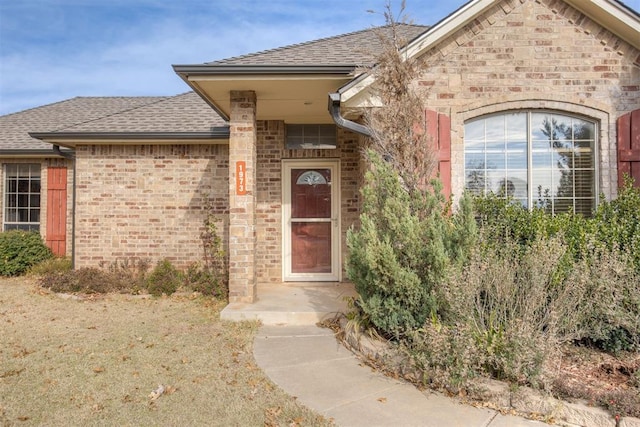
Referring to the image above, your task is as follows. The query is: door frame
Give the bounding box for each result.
[282,159,341,282]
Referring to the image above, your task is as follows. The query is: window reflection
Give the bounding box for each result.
[464,111,596,215]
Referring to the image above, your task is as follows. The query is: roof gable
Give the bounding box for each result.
[340,0,640,106]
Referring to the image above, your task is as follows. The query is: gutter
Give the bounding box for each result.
[52,145,75,160]
[172,64,357,76]
[328,92,371,137]
[0,149,72,157]
[28,130,230,141]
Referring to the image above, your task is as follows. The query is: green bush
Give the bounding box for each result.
[472,182,640,353]
[145,259,182,296]
[0,230,53,276]
[184,262,227,298]
[594,175,640,273]
[346,151,477,339]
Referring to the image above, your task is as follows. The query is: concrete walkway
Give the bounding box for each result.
[254,325,549,427]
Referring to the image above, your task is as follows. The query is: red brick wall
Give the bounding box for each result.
[74,144,228,268]
[255,120,362,283]
[412,0,640,201]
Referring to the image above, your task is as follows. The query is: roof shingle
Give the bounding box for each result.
[56,92,226,133]
[208,24,428,66]
[0,96,168,151]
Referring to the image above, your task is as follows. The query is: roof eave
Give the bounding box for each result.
[173,65,359,123]
[29,129,231,149]
[564,0,640,49]
[172,64,359,76]
[0,148,74,158]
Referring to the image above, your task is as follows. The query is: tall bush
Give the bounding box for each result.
[0,230,52,276]
[347,153,477,338]
[346,2,477,339]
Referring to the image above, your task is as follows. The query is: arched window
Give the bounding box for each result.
[464,111,596,215]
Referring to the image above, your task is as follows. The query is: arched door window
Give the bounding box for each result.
[464,111,596,215]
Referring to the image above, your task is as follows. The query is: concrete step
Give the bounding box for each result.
[220,282,357,325]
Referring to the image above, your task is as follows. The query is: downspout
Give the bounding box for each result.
[53,145,76,269]
[328,92,372,137]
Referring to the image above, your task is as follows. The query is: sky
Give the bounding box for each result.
[0,0,638,116]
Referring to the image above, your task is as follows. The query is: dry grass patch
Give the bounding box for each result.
[0,277,331,426]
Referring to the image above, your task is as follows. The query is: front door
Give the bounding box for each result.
[283,160,340,281]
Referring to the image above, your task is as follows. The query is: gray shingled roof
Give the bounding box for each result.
[0,96,168,152]
[56,92,226,133]
[209,24,428,66]
[2,24,428,153]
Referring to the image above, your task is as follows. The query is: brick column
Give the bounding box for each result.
[228,91,257,303]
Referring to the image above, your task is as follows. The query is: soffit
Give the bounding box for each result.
[174,25,429,123]
[186,75,353,124]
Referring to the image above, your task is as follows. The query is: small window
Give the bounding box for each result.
[464,111,596,215]
[4,164,41,231]
[286,124,337,149]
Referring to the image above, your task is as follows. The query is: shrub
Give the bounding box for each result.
[0,230,53,276]
[185,262,227,298]
[38,258,148,294]
[570,245,640,353]
[594,175,640,274]
[346,152,477,339]
[436,236,582,388]
[473,187,640,353]
[28,257,72,276]
[406,321,481,389]
[191,211,228,299]
[145,259,182,296]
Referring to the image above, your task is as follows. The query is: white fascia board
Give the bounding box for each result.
[584,0,640,30]
[565,0,640,48]
[403,0,497,59]
[340,0,639,107]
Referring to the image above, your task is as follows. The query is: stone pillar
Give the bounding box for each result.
[228,91,257,303]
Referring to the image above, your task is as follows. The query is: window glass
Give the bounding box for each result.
[285,124,337,149]
[4,164,41,231]
[464,111,596,215]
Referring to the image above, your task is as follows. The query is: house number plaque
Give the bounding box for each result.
[236,161,247,195]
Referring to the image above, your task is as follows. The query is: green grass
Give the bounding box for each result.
[0,277,332,426]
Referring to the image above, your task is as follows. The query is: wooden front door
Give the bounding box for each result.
[283,160,340,281]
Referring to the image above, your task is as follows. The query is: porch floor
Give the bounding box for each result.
[220,282,357,325]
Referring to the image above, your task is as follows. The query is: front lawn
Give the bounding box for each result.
[0,277,330,426]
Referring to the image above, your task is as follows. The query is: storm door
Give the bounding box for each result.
[283,160,340,281]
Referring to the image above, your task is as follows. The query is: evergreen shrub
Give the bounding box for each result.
[346,151,477,339]
[145,259,183,296]
[0,230,52,276]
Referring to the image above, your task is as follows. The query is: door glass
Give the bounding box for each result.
[290,168,332,274]
[291,222,331,273]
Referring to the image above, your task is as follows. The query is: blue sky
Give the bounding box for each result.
[0,0,638,116]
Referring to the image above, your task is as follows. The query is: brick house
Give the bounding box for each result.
[1,0,638,306]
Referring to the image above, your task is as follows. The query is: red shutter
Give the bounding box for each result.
[46,167,67,256]
[617,109,640,188]
[425,109,452,198]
